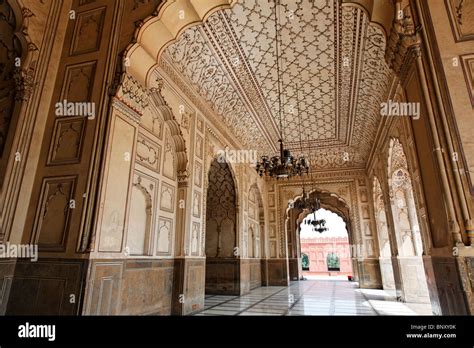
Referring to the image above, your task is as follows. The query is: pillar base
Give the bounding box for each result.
[83,258,176,315]
[205,257,240,295]
[357,258,383,289]
[240,259,262,293]
[172,257,206,315]
[393,256,430,304]
[426,256,470,315]
[265,259,289,286]
[288,258,299,281]
[379,257,396,290]
[1,258,87,315]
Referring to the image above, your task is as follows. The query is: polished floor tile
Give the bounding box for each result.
[196,280,433,316]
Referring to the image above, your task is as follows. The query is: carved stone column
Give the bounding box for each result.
[404,186,422,256]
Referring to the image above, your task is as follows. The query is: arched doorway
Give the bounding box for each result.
[287,189,357,282]
[204,158,238,294]
[387,138,430,303]
[299,208,353,279]
[247,183,265,289]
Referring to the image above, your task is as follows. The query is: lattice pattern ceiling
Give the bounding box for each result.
[161,0,393,169]
[228,0,337,145]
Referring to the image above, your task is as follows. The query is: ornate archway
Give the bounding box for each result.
[205,158,238,294]
[373,176,396,290]
[387,138,430,303]
[287,189,355,281]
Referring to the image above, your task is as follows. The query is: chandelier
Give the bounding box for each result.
[255,0,309,180]
[256,140,309,179]
[304,198,329,233]
[294,99,316,210]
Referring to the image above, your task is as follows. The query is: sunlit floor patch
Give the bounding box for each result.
[195,280,433,316]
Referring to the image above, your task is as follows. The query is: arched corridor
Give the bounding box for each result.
[0,0,473,321]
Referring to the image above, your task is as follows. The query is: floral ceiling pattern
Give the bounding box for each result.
[161,0,393,170]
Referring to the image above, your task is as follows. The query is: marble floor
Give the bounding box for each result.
[195,280,434,316]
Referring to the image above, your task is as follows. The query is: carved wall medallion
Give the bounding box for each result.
[136,133,161,173]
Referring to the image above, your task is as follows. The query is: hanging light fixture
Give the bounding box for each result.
[255,0,309,180]
[293,83,312,210]
[298,113,328,233]
[305,198,329,233]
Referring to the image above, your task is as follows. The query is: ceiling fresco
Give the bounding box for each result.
[161,0,393,170]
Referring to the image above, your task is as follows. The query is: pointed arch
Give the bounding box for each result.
[373,175,396,289]
[205,158,237,258]
[149,85,187,177]
[387,138,431,302]
[249,183,264,259]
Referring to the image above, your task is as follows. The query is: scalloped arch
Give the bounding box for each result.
[124,0,237,87]
[290,188,351,224]
[149,87,187,175]
[342,0,395,38]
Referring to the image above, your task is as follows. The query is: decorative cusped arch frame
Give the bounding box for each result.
[289,188,356,246]
[149,85,188,177]
[125,0,238,87]
[290,189,352,224]
[342,0,394,37]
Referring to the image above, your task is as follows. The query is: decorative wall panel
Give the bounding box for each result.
[156,217,172,255]
[140,107,163,139]
[194,160,202,188]
[445,0,474,41]
[136,133,161,172]
[163,131,176,180]
[70,7,106,55]
[127,172,157,255]
[195,134,203,160]
[159,182,175,213]
[191,222,200,256]
[48,118,86,165]
[461,53,474,106]
[32,176,76,251]
[192,190,201,218]
[60,61,96,102]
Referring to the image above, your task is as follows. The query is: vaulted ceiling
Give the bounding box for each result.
[160,0,394,170]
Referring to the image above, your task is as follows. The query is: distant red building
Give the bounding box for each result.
[301,236,352,276]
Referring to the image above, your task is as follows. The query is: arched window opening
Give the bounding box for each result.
[327,253,340,271]
[302,253,310,271]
